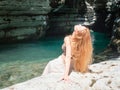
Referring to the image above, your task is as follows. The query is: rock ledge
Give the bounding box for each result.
[2,57,120,90]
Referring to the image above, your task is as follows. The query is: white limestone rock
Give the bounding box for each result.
[1,58,120,90]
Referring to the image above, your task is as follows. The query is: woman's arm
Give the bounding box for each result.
[63,36,71,81]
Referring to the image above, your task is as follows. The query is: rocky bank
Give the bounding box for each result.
[1,56,120,90]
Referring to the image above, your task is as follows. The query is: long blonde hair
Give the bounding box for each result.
[71,26,93,73]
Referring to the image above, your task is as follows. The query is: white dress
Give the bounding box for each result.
[42,55,65,75]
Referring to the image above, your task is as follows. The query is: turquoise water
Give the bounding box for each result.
[0,32,110,63]
[0,36,63,64]
[91,32,110,54]
[0,32,110,88]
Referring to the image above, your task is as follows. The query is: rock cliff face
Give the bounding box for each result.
[0,0,51,43]
[46,0,95,36]
[92,0,120,53]
[109,19,120,53]
[0,0,119,53]
[91,0,108,33]
[107,0,120,53]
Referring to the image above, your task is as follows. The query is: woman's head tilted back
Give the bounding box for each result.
[72,24,87,40]
[71,24,93,73]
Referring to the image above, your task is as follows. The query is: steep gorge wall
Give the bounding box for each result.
[108,0,120,53]
[0,0,51,43]
[92,0,120,53]
[0,0,119,53]
[46,0,95,36]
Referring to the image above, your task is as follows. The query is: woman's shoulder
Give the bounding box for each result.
[64,35,71,43]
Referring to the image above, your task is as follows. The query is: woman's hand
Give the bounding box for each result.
[58,75,71,82]
[62,75,69,81]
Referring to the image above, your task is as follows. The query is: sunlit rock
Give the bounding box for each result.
[1,58,120,90]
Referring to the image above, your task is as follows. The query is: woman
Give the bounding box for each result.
[42,24,93,81]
